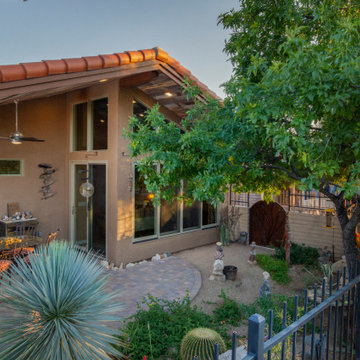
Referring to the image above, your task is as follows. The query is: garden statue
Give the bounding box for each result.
[209,259,225,281]
[215,242,224,260]
[248,241,257,264]
[209,242,225,281]
[259,271,271,297]
[318,246,331,264]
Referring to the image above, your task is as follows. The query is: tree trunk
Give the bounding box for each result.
[334,200,360,268]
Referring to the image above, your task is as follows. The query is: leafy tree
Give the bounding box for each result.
[126,0,360,265]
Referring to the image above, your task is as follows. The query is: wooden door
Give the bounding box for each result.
[249,201,286,247]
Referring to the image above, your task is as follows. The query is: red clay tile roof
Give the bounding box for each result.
[0,47,219,99]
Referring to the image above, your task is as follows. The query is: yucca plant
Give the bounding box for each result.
[0,241,123,360]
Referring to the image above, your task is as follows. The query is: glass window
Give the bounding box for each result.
[92,98,108,150]
[0,159,22,176]
[160,191,180,235]
[133,99,148,132]
[73,102,87,151]
[202,202,217,226]
[183,200,201,231]
[134,166,156,238]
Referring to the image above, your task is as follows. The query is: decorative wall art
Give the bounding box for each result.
[39,163,56,200]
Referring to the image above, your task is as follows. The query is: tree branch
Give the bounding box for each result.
[261,164,302,181]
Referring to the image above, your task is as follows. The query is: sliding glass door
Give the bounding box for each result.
[71,162,106,255]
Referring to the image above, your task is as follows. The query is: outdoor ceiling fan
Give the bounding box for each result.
[0,100,45,145]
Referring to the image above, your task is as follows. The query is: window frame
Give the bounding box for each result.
[132,163,218,243]
[70,96,109,152]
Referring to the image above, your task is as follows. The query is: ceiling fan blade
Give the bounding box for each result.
[0,137,11,140]
[20,137,45,142]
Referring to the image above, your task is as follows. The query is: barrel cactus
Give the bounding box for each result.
[180,328,226,360]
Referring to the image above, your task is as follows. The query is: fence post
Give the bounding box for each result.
[356,281,360,360]
[247,314,265,360]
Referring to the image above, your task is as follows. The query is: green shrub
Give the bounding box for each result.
[275,242,319,267]
[116,294,228,360]
[212,289,244,326]
[180,328,226,360]
[256,254,291,284]
[0,241,123,360]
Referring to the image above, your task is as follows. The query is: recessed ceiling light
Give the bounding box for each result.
[139,113,144,117]
[165,92,173,97]
[132,100,137,104]
[100,119,105,123]
[99,79,108,83]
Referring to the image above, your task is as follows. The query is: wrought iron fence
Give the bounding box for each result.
[209,260,360,360]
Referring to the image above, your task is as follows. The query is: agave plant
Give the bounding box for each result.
[0,241,123,360]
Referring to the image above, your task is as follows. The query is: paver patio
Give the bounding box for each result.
[0,255,201,330]
[106,256,201,328]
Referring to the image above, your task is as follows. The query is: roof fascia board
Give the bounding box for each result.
[0,61,161,104]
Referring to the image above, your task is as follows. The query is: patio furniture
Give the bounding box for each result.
[15,222,38,237]
[0,218,38,237]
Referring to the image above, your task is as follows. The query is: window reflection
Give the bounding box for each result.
[183,200,201,231]
[92,98,108,150]
[134,167,156,238]
[202,202,217,226]
[160,191,180,235]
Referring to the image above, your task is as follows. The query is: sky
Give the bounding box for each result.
[0,0,239,98]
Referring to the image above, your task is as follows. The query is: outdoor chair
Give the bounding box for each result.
[15,223,38,237]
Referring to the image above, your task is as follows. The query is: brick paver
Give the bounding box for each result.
[105,256,201,328]
[0,256,201,330]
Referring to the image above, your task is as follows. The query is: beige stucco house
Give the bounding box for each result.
[0,47,220,265]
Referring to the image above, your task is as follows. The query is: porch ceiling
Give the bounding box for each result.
[0,47,220,119]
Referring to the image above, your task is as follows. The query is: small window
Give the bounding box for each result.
[0,159,23,176]
[73,102,87,151]
[72,98,108,151]
[92,98,108,150]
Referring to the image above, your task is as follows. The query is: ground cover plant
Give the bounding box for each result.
[115,294,228,360]
[0,241,123,360]
[255,254,291,284]
[118,291,305,359]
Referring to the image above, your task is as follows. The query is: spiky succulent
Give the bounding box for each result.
[180,327,226,360]
[0,241,123,360]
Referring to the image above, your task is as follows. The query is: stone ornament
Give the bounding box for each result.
[259,271,271,297]
[248,241,257,264]
[210,242,226,281]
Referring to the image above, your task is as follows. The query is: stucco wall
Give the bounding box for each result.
[0,82,221,265]
[0,96,67,239]
[227,200,344,260]
[66,80,119,263]
[114,86,220,265]
[289,212,343,260]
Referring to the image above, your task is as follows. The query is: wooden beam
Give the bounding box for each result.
[120,71,158,88]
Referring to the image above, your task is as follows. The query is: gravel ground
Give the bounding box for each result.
[174,242,307,336]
